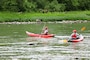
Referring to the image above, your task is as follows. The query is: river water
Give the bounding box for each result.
[0,23,90,60]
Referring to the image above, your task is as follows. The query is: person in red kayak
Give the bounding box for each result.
[42,26,49,35]
[70,30,80,40]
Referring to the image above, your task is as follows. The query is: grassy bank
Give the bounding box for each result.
[0,11,90,22]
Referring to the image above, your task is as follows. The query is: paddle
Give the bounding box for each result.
[81,26,86,31]
[39,22,46,38]
[41,22,46,34]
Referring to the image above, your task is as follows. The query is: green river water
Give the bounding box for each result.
[0,22,90,60]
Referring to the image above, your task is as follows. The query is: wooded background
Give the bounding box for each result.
[0,0,90,12]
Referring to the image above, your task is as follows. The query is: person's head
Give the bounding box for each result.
[73,30,77,33]
[45,26,48,30]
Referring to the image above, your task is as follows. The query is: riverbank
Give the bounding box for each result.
[0,11,90,22]
[0,20,89,24]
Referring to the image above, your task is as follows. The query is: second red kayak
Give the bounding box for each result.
[68,35,84,42]
[26,31,54,38]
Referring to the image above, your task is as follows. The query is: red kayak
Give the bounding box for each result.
[68,35,84,42]
[26,31,54,38]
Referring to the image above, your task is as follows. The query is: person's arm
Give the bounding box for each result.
[70,33,73,37]
[76,33,80,38]
[69,33,73,39]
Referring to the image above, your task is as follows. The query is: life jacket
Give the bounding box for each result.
[44,30,48,35]
[72,33,77,38]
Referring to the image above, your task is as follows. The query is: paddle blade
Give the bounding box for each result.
[58,39,68,44]
[63,39,68,43]
[81,27,86,31]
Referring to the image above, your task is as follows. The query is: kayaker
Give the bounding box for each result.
[42,26,48,35]
[70,30,80,40]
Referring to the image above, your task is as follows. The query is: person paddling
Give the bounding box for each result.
[70,30,80,40]
[42,26,49,35]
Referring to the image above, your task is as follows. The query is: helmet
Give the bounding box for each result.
[73,30,77,33]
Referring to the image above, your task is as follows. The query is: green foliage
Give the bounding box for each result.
[45,0,65,12]
[0,0,19,11]
[0,0,90,12]
[0,11,90,22]
[78,0,90,10]
[23,0,37,12]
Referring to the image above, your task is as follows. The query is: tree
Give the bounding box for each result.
[45,0,65,12]
[0,0,90,12]
[78,0,90,10]
[16,0,26,12]
[23,0,37,12]
[0,0,19,11]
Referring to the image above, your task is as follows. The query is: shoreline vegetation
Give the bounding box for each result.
[0,11,90,23]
